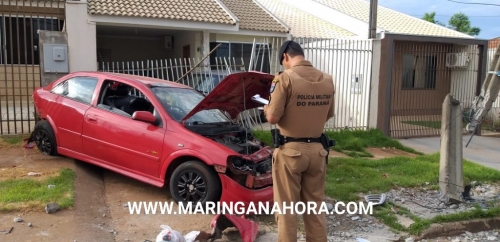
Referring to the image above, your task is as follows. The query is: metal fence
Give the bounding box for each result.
[293,38,373,130]
[0,0,65,135]
[98,37,374,131]
[389,41,482,138]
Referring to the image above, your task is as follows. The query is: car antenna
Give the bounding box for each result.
[174,43,222,83]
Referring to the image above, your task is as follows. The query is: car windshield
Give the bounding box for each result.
[150,86,231,124]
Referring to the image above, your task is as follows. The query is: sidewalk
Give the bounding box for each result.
[399,134,500,171]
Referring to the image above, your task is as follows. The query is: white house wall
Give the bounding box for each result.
[66,1,97,72]
[302,39,373,129]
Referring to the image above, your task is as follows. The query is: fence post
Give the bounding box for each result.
[439,93,464,204]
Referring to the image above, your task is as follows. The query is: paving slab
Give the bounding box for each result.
[399,134,500,171]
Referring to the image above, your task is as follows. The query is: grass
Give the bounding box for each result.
[0,168,76,212]
[0,134,30,148]
[324,153,500,202]
[324,151,500,235]
[252,128,422,158]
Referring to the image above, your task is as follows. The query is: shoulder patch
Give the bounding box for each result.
[270,81,276,93]
[272,76,279,83]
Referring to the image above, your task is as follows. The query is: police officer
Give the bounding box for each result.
[263,40,335,242]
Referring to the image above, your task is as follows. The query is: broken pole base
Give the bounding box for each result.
[439,94,465,203]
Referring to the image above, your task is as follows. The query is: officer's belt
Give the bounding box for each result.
[283,136,322,143]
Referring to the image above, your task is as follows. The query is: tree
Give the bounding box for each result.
[422,12,445,26]
[421,12,481,36]
[448,12,481,36]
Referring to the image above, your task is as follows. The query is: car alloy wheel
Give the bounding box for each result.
[32,120,58,156]
[177,170,208,202]
[34,129,53,154]
[169,160,222,205]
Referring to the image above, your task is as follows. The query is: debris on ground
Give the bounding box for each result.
[419,230,500,242]
[1,227,14,234]
[27,172,41,176]
[365,194,386,206]
[45,203,61,214]
[13,217,23,222]
[386,183,500,220]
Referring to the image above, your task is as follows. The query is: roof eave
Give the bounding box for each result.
[213,0,240,26]
[87,13,239,32]
[252,0,291,33]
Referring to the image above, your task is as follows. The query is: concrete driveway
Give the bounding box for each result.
[399,134,500,171]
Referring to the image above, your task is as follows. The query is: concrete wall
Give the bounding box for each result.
[38,30,68,87]
[368,39,381,129]
[66,0,97,72]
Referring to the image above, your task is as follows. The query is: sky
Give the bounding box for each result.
[376,0,500,39]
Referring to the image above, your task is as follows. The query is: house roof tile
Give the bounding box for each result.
[87,0,289,33]
[313,0,473,38]
[87,0,237,25]
[219,0,289,33]
[256,0,355,38]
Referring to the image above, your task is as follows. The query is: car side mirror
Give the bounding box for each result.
[132,111,157,124]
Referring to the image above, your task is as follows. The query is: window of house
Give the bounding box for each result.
[209,42,271,73]
[51,76,98,105]
[402,54,437,90]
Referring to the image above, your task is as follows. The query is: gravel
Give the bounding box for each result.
[313,182,500,242]
[419,230,500,242]
[385,183,500,220]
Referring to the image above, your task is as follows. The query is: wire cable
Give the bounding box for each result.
[446,0,500,7]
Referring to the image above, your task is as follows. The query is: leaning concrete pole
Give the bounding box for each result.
[439,94,464,203]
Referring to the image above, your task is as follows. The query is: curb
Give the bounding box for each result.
[413,217,500,240]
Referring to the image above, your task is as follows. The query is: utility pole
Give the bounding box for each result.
[368,0,378,39]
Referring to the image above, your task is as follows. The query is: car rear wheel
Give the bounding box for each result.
[33,120,58,156]
[169,160,221,206]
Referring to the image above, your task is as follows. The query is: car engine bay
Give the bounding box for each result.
[184,123,273,189]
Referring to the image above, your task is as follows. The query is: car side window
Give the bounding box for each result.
[51,76,98,105]
[95,80,163,127]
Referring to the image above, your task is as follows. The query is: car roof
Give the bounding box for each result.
[70,71,192,89]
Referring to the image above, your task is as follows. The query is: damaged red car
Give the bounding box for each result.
[29,71,274,207]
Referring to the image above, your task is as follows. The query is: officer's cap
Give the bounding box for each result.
[278,40,303,65]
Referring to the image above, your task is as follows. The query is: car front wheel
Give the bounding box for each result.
[32,120,58,156]
[169,160,222,206]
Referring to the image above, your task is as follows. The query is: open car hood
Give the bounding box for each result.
[181,71,274,121]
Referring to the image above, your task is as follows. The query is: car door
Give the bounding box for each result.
[48,76,99,154]
[81,79,165,179]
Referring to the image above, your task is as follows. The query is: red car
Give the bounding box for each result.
[28,71,274,207]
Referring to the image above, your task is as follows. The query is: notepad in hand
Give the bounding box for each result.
[251,94,269,105]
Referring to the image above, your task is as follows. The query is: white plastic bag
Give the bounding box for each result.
[155,225,185,242]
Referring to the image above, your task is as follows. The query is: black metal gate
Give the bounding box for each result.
[389,40,482,139]
[0,0,65,135]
